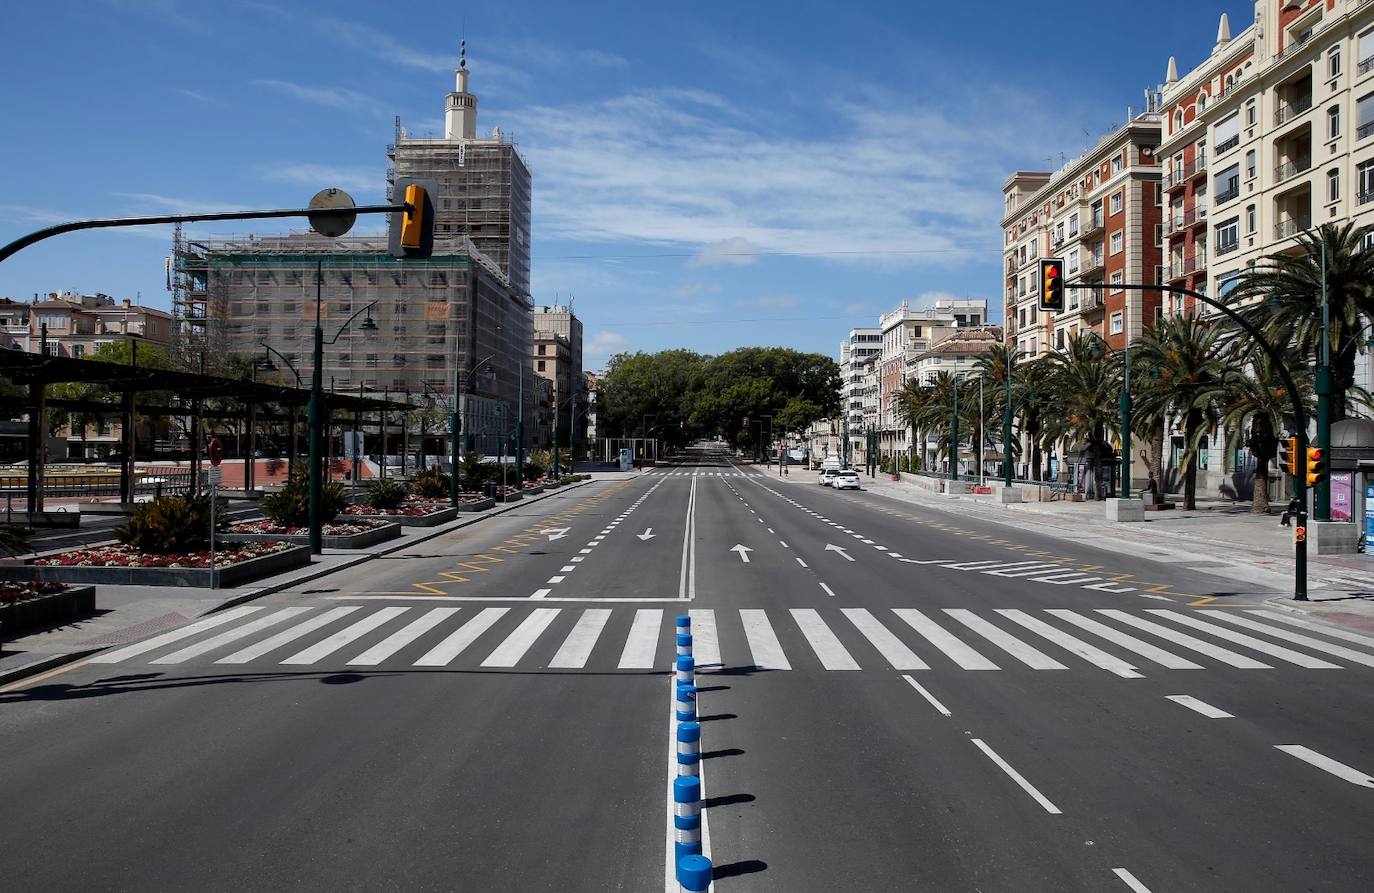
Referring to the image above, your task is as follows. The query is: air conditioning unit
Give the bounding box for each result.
[1198,207,1209,220]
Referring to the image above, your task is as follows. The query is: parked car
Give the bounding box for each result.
[818,468,839,486]
[832,470,861,490]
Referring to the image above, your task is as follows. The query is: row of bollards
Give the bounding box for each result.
[672,614,712,892]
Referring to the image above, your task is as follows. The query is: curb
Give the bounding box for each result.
[0,479,602,687]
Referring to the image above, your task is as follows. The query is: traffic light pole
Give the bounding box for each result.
[1003,347,1015,487]
[1067,281,1310,600]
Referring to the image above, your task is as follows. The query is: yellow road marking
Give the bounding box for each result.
[0,658,91,693]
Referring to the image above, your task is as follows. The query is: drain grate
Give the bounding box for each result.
[75,611,190,646]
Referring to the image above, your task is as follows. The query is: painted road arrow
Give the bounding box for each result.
[636,528,656,541]
[540,527,570,541]
[730,544,753,564]
[825,544,855,562]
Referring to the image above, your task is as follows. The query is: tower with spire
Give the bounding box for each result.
[445,40,478,140]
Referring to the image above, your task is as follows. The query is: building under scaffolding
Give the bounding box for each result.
[171,232,535,456]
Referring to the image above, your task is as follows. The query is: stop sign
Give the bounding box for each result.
[207,437,224,467]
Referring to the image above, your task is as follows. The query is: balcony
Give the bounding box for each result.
[1216,239,1240,257]
[1077,289,1105,312]
[1214,134,1240,155]
[1274,216,1311,240]
[1274,156,1312,185]
[1165,206,1208,235]
[1359,120,1374,141]
[1274,94,1313,127]
[1080,253,1105,276]
[1081,214,1105,237]
[1359,189,1374,206]
[1164,255,1204,281]
[1164,156,1208,191]
[1215,184,1241,205]
[1274,30,1317,66]
[1361,54,1374,76]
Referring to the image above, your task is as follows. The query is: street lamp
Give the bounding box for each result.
[450,354,496,506]
[308,258,378,555]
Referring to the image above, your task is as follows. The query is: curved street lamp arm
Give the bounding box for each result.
[324,301,379,345]
[257,342,303,387]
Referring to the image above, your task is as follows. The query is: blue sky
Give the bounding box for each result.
[0,0,1250,368]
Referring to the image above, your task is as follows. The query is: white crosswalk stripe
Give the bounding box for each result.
[90,604,1374,677]
[1245,609,1374,650]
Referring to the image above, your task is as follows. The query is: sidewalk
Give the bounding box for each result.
[0,476,624,683]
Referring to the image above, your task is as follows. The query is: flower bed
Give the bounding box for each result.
[0,582,96,637]
[0,542,309,588]
[222,517,401,549]
[494,486,523,503]
[343,503,460,527]
[458,496,496,513]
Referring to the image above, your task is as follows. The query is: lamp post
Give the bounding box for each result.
[950,377,959,480]
[1003,345,1016,486]
[1120,300,1132,500]
[450,353,495,506]
[307,259,378,555]
[515,364,525,488]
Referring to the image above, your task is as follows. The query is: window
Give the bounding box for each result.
[38,314,65,329]
[1110,191,1123,214]
[1056,329,1064,349]
[43,342,60,356]
[1174,109,1184,130]
[1246,204,1256,234]
[1363,231,1374,251]
[1214,163,1241,203]
[1330,46,1342,80]
[1246,149,1256,180]
[537,360,546,372]
[1110,311,1124,335]
[1360,29,1374,72]
[1217,270,1242,298]
[1359,160,1374,203]
[1112,156,1123,174]
[1359,93,1374,139]
[1216,217,1240,255]
[1155,224,1163,247]
[1214,112,1241,153]
[1018,308,1026,327]
[1068,214,1079,237]
[1054,222,1064,244]
[71,344,84,358]
[1329,106,1341,140]
[1110,230,1123,255]
[538,344,546,355]
[1110,271,1124,293]
[1328,168,1341,203]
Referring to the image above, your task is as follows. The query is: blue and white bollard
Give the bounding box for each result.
[676,720,701,777]
[676,854,712,893]
[675,683,697,722]
[675,654,695,686]
[676,614,691,637]
[676,630,693,657]
[673,776,702,862]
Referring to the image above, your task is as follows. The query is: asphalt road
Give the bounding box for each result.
[1,445,1372,892]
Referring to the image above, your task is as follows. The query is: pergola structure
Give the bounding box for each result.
[0,349,411,514]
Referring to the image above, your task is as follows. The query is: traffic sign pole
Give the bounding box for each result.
[207,438,222,590]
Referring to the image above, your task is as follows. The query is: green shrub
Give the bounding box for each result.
[411,467,452,499]
[366,479,406,510]
[261,471,346,527]
[0,524,32,558]
[460,451,488,491]
[116,494,227,553]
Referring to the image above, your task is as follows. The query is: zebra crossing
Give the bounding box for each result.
[86,603,1374,678]
[643,469,766,477]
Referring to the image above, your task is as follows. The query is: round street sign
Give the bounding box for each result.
[307,188,357,238]
[207,437,224,467]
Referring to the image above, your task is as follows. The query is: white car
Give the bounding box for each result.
[832,470,861,490]
[818,468,839,486]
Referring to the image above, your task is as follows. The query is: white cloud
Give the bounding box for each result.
[250,79,387,116]
[690,237,761,268]
[111,193,254,214]
[259,163,383,197]
[585,330,629,361]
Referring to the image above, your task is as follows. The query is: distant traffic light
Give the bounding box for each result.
[1038,258,1065,313]
[388,177,437,258]
[1279,436,1299,476]
[1305,446,1328,488]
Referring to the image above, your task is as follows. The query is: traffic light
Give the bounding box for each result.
[1279,436,1299,476]
[1038,258,1065,312]
[388,177,437,258]
[1305,446,1328,488]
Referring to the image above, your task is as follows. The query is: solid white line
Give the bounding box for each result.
[482,607,561,667]
[844,608,928,669]
[414,607,510,666]
[945,609,1067,670]
[1046,610,1202,669]
[740,609,791,670]
[972,738,1062,814]
[902,674,950,715]
[997,609,1142,678]
[215,606,362,664]
[282,607,409,664]
[549,608,613,669]
[1146,610,1340,669]
[819,582,837,598]
[892,608,998,670]
[1275,745,1374,788]
[791,609,860,670]
[150,607,312,664]
[688,609,721,668]
[1097,610,1272,668]
[1165,694,1233,718]
[984,563,1065,578]
[531,588,552,599]
[619,608,663,668]
[1112,868,1154,892]
[1200,611,1374,667]
[91,606,264,663]
[350,607,460,665]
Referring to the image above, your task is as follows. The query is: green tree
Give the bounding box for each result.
[1216,347,1314,515]
[1229,222,1374,421]
[1043,334,1120,500]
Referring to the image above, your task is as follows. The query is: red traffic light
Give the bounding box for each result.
[1046,265,1059,279]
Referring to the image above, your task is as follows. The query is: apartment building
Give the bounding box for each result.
[839,327,880,457]
[532,327,573,450]
[532,304,585,447]
[1002,115,1165,356]
[1,292,172,357]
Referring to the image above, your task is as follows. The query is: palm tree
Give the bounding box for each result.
[975,344,1016,476]
[1132,316,1226,510]
[1015,358,1055,481]
[1044,334,1119,500]
[896,373,962,475]
[1229,221,1374,421]
[1216,347,1314,515]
